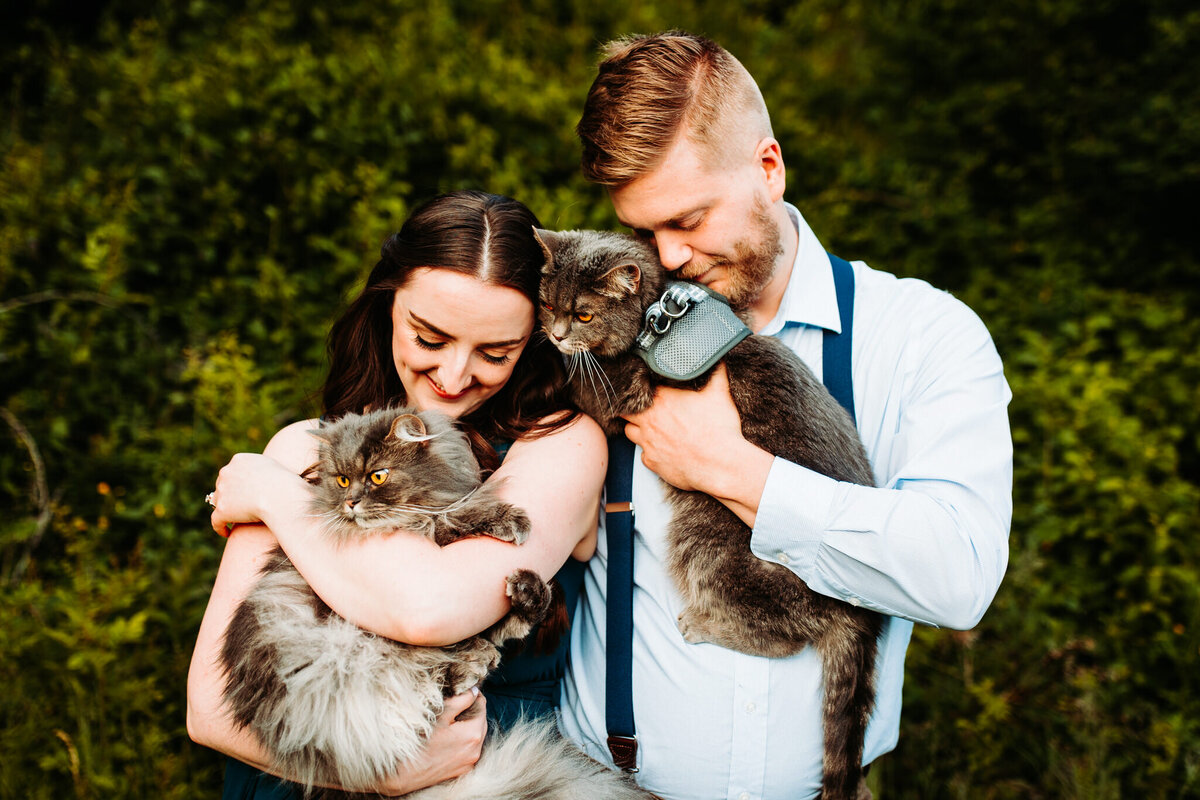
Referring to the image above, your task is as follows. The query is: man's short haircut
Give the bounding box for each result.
[577,30,772,186]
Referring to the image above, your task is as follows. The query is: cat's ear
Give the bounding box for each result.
[532,227,558,275]
[388,413,431,444]
[597,262,642,298]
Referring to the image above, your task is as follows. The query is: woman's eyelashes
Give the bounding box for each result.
[479,350,512,366]
[413,333,443,352]
[411,334,511,366]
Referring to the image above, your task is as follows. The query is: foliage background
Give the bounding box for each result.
[2,0,1198,797]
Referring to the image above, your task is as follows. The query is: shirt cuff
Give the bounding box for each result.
[749,456,839,577]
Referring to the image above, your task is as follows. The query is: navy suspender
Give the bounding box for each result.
[824,253,858,424]
[603,252,857,772]
[603,433,639,770]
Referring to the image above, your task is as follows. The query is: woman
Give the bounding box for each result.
[187,191,606,796]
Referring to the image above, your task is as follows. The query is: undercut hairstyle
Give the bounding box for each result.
[577,30,772,186]
[322,190,577,467]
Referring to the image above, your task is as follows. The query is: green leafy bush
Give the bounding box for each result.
[2,1,1197,797]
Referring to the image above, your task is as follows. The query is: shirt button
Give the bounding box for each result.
[777,552,790,565]
[745,702,756,714]
[739,793,750,800]
[848,597,862,607]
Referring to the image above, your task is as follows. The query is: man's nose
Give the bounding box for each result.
[655,231,693,272]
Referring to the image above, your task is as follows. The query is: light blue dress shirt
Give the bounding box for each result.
[559,205,1013,800]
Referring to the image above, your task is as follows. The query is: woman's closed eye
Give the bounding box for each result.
[479,350,511,366]
[413,334,444,352]
[414,334,511,366]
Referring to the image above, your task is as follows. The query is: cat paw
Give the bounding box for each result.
[444,641,501,695]
[491,505,532,546]
[446,664,490,697]
[506,569,551,620]
[676,609,716,645]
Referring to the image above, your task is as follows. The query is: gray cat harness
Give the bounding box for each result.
[633,281,751,382]
[603,253,858,773]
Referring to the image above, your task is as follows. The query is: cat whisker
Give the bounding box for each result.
[577,350,617,417]
[577,354,603,408]
[566,351,583,384]
[588,352,618,406]
[369,486,487,517]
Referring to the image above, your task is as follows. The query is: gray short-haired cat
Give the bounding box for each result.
[536,229,884,800]
[219,407,651,799]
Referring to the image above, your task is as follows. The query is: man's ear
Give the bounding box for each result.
[756,137,786,203]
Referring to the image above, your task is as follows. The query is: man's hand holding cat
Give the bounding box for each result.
[622,364,775,528]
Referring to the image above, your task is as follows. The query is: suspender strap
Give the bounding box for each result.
[823,253,857,424]
[604,433,638,771]
[602,253,856,772]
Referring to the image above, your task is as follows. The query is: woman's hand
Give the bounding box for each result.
[209,452,304,536]
[372,688,488,795]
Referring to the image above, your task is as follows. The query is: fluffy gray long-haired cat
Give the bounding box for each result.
[219,407,651,800]
[535,228,884,800]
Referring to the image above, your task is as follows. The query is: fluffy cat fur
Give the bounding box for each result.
[220,407,650,799]
[403,716,651,800]
[536,228,884,800]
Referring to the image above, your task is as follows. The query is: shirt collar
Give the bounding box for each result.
[760,202,841,336]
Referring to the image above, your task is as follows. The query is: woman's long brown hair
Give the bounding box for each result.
[321,190,577,448]
[320,191,578,652]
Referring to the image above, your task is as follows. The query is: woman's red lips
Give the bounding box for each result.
[426,374,469,400]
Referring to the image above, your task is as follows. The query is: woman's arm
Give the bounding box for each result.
[186,514,490,793]
[209,412,606,645]
[188,412,603,788]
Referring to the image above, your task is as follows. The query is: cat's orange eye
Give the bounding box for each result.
[575,312,594,323]
[369,469,390,486]
[335,475,350,488]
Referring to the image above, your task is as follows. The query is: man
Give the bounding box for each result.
[558,31,1013,799]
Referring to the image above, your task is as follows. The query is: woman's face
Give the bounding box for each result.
[391,267,535,418]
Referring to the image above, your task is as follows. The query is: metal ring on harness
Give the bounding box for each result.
[660,294,690,318]
[634,280,752,382]
[645,290,694,335]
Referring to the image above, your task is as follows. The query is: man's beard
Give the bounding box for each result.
[680,201,783,311]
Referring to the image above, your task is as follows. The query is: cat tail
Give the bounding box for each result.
[404,717,655,800]
[817,623,880,800]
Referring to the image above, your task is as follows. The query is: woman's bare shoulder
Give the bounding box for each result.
[499,413,607,493]
[263,418,323,473]
[510,412,606,457]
